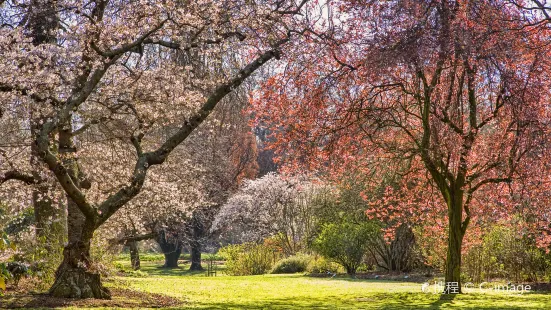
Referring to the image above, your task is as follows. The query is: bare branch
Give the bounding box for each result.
[0,170,37,185]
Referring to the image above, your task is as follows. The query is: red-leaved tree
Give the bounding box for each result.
[253,0,551,291]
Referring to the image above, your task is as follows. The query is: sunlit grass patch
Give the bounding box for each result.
[107,260,551,309]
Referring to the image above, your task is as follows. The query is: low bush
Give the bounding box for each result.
[10,232,63,291]
[271,254,312,274]
[219,242,279,276]
[306,256,342,274]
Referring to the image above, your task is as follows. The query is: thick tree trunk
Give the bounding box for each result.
[26,0,59,45]
[189,212,204,271]
[128,240,140,270]
[189,241,203,271]
[345,266,356,277]
[49,222,110,299]
[49,126,110,299]
[156,231,182,268]
[444,200,464,293]
[163,250,181,268]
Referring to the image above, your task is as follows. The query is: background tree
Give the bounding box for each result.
[213,173,321,255]
[105,90,259,271]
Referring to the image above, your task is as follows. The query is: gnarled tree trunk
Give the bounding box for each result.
[157,230,182,268]
[49,126,110,299]
[49,220,110,299]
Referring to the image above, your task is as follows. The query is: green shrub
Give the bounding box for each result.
[1,231,13,294]
[463,224,551,283]
[12,233,64,290]
[313,221,378,276]
[219,243,279,276]
[271,254,312,274]
[306,256,342,274]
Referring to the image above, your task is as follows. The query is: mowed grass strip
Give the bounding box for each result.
[101,259,551,309]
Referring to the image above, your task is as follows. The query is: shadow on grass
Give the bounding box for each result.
[356,292,543,310]
[157,292,545,310]
[0,288,183,309]
[6,292,542,310]
[328,276,427,284]
[428,293,457,309]
[142,265,208,277]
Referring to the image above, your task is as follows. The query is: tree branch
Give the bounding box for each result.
[469,177,512,195]
[0,170,38,185]
[95,39,290,227]
[112,232,158,245]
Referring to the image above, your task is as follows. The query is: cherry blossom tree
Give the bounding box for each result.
[0,0,311,298]
[105,93,259,270]
[213,173,322,255]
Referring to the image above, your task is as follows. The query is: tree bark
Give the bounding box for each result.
[49,221,110,299]
[189,212,204,271]
[59,124,88,246]
[189,241,203,271]
[49,125,110,299]
[128,240,140,270]
[345,266,356,277]
[163,250,181,268]
[444,199,464,293]
[156,231,182,268]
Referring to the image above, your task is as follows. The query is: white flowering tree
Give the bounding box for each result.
[105,94,259,270]
[0,0,310,299]
[213,173,321,255]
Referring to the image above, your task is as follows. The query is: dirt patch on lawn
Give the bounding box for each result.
[0,287,184,309]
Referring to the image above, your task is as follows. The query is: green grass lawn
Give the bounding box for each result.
[100,256,551,309]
